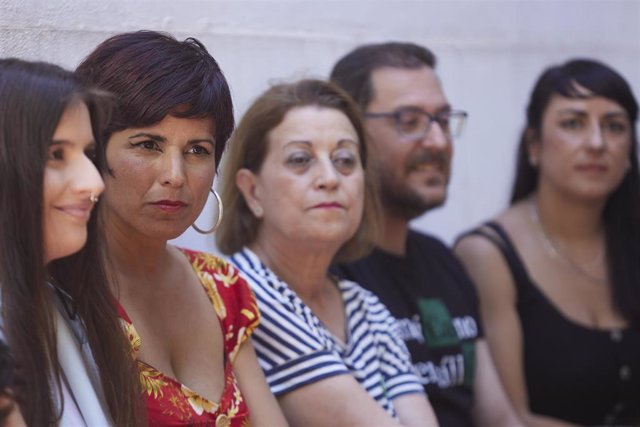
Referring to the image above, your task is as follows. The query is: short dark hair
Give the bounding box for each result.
[330,41,436,110]
[511,58,640,327]
[216,79,380,261]
[76,30,234,168]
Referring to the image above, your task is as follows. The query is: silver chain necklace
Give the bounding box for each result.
[529,199,607,284]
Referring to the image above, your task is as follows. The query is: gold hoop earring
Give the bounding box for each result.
[192,188,224,234]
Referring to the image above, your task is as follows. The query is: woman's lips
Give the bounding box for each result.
[575,163,608,173]
[312,202,344,209]
[151,200,188,213]
[56,204,92,221]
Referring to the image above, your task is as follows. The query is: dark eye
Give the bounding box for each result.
[435,114,451,133]
[333,153,358,174]
[286,152,312,168]
[333,152,358,173]
[560,118,583,130]
[84,147,98,163]
[187,145,211,155]
[48,147,64,161]
[396,109,424,133]
[604,120,628,135]
[131,140,161,151]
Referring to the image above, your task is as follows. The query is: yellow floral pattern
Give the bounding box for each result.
[181,384,219,415]
[140,365,167,399]
[116,248,260,426]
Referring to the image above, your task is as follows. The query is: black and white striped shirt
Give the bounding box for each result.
[230,248,424,417]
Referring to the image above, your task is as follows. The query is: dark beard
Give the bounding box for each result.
[377,149,449,220]
[380,180,445,220]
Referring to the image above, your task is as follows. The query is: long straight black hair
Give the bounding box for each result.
[0,59,143,426]
[511,58,640,327]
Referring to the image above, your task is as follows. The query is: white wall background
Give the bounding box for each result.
[2,0,638,253]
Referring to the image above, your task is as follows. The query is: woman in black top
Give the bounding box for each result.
[455,59,640,426]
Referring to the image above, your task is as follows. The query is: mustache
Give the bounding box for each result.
[406,150,449,170]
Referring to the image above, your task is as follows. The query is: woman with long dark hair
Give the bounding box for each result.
[0,59,143,425]
[455,59,640,426]
[76,31,286,426]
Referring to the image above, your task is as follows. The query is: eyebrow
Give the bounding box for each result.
[128,132,215,145]
[398,104,452,115]
[129,132,166,142]
[284,138,360,148]
[336,138,359,146]
[50,139,96,149]
[557,109,628,118]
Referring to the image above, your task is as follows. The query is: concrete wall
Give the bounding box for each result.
[2,0,638,253]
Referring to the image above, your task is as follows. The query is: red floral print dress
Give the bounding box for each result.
[117,249,260,426]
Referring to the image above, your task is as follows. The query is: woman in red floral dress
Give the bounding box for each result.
[77,31,287,426]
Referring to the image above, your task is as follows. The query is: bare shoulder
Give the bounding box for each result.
[455,201,530,263]
[454,205,527,301]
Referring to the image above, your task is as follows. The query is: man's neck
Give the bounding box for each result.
[378,213,410,256]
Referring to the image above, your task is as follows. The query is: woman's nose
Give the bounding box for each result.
[71,153,105,198]
[586,122,606,151]
[315,157,339,190]
[159,150,186,187]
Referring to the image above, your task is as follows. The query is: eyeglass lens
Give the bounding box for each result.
[396,109,466,139]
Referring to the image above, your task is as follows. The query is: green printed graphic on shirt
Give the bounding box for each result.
[461,341,476,388]
[417,298,460,348]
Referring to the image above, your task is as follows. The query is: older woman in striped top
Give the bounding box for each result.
[216,79,438,427]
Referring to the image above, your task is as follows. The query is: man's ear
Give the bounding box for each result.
[236,168,264,218]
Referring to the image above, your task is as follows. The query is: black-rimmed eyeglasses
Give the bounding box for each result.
[365,107,468,140]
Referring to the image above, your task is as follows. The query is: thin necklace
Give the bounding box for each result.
[529,199,607,284]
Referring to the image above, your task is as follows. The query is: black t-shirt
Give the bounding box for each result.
[334,230,482,427]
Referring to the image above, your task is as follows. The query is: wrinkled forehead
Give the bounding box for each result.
[368,66,448,111]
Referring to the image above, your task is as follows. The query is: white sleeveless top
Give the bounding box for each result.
[53,291,113,426]
[0,289,113,426]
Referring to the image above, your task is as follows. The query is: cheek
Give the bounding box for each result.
[190,168,216,207]
[348,171,365,208]
[610,145,632,179]
[108,153,146,178]
[539,136,571,168]
[105,154,156,200]
[190,165,216,187]
[42,168,63,207]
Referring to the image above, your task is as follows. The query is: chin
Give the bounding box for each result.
[568,184,621,203]
[45,239,87,263]
[138,220,193,241]
[294,227,353,250]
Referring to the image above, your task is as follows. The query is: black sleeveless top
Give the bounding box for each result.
[467,222,640,426]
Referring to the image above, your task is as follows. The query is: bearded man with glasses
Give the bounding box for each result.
[331,42,522,427]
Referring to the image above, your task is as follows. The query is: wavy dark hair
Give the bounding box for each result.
[216,79,380,262]
[0,58,143,426]
[76,30,234,169]
[511,58,640,327]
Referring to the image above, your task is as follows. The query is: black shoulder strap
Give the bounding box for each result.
[462,221,533,292]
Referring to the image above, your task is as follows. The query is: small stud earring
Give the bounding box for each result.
[253,206,263,218]
[89,193,99,204]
